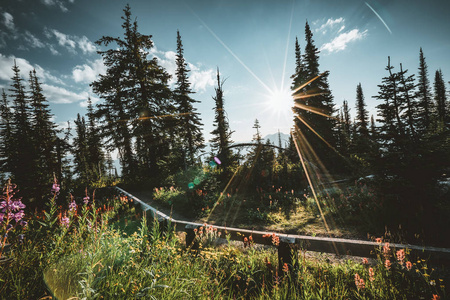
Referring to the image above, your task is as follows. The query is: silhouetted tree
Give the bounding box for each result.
[174,30,205,166]
[416,48,432,133]
[433,69,447,130]
[210,68,234,168]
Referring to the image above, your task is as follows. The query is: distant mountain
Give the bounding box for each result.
[263,132,290,147]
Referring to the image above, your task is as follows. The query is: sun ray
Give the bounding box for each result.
[291,72,327,94]
[292,102,338,120]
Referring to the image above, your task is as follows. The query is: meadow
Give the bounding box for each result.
[0,179,447,299]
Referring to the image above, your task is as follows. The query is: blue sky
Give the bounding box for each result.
[1,0,449,146]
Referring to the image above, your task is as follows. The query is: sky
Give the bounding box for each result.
[1,0,450,148]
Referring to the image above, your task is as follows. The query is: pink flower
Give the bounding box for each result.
[405,261,412,271]
[369,267,375,282]
[362,257,369,265]
[385,259,391,270]
[396,249,405,265]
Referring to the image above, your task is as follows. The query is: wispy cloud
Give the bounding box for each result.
[42,83,87,104]
[320,29,368,54]
[24,31,45,48]
[72,58,106,83]
[316,17,344,34]
[44,27,97,54]
[41,0,72,12]
[2,12,15,31]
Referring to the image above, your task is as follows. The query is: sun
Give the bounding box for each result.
[267,87,294,114]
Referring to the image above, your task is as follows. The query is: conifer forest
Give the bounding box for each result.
[0,3,449,299]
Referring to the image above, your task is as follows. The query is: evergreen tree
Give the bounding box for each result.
[29,69,58,196]
[73,114,89,185]
[374,56,405,152]
[92,4,173,180]
[291,22,337,171]
[433,69,447,130]
[8,61,37,201]
[210,68,234,168]
[398,63,417,138]
[355,83,369,136]
[416,48,432,133]
[252,119,263,144]
[0,89,12,175]
[86,97,105,182]
[174,30,205,166]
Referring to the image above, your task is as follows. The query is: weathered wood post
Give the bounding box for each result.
[278,236,297,275]
[185,224,199,250]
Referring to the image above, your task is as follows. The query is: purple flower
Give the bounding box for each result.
[51,183,60,194]
[83,196,90,205]
[0,213,3,223]
[60,214,70,228]
[69,200,77,212]
[14,211,25,222]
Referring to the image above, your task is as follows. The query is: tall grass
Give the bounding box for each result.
[0,180,447,299]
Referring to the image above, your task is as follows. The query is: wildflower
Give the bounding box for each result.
[368,267,375,282]
[60,213,70,228]
[396,249,405,265]
[354,273,365,290]
[362,257,369,265]
[83,196,90,205]
[385,259,391,270]
[406,261,412,270]
[69,199,77,212]
[432,295,440,300]
[430,280,436,286]
[282,263,289,273]
[376,237,382,244]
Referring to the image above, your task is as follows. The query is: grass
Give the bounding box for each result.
[0,181,448,299]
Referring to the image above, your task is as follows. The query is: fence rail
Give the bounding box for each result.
[115,186,450,267]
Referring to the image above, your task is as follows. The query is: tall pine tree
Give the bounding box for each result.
[174,30,205,167]
[416,48,432,134]
[210,68,234,168]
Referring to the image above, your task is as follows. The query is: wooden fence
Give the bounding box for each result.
[115,186,450,268]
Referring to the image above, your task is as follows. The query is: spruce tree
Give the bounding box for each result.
[92,4,173,180]
[174,30,205,166]
[73,114,89,186]
[355,83,369,136]
[8,61,37,201]
[210,69,234,168]
[86,97,105,182]
[0,89,12,175]
[433,69,447,130]
[29,69,58,196]
[398,64,417,137]
[291,22,337,171]
[416,48,432,133]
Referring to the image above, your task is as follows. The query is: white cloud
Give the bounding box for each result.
[152,48,214,93]
[24,31,45,48]
[188,63,215,93]
[77,36,97,54]
[316,17,344,34]
[72,58,106,83]
[41,0,69,12]
[42,83,87,104]
[51,29,76,51]
[0,53,64,85]
[338,25,345,33]
[2,12,15,31]
[45,27,96,55]
[320,29,368,54]
[48,44,60,55]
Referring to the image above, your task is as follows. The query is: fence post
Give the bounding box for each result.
[185,224,199,250]
[278,236,297,275]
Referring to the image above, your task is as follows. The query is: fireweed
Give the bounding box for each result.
[0,180,27,258]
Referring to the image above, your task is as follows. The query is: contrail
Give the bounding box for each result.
[187,5,273,94]
[365,2,392,34]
